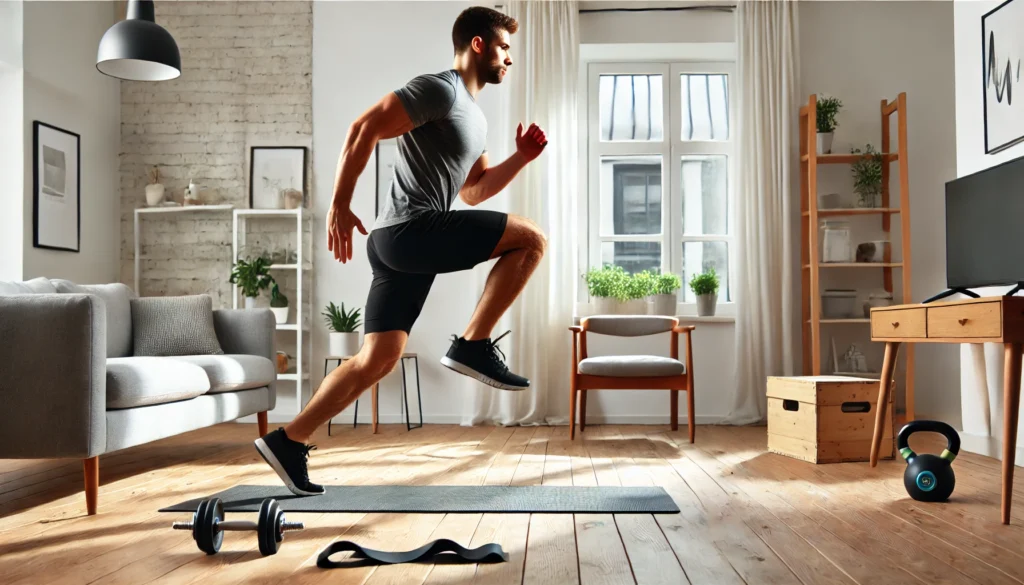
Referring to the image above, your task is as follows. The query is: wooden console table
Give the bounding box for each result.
[869,296,1024,524]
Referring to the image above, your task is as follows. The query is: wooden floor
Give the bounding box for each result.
[2,423,1024,584]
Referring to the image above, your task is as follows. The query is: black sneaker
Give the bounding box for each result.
[254,428,325,496]
[440,330,530,391]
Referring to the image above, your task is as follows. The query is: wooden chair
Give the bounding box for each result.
[568,315,695,442]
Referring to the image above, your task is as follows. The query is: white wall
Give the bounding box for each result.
[313,1,510,424]
[0,1,23,281]
[799,1,958,423]
[954,0,1024,464]
[580,3,734,44]
[22,1,120,284]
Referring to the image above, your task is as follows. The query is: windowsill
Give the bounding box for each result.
[573,314,735,325]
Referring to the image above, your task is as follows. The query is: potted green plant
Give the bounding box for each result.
[689,266,720,317]
[850,144,884,208]
[651,271,682,316]
[816,95,842,154]
[323,301,362,356]
[229,256,274,308]
[584,265,624,314]
[627,270,656,314]
[269,282,289,324]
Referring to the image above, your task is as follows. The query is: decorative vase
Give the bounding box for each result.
[275,352,289,374]
[651,293,677,316]
[816,132,834,155]
[244,296,257,309]
[696,293,718,317]
[329,331,360,357]
[145,183,165,207]
[271,306,289,324]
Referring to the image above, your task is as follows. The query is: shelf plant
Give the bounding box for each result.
[816,95,843,154]
[229,256,274,308]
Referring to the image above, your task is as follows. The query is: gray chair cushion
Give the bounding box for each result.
[170,354,276,394]
[583,316,677,336]
[130,295,224,356]
[578,355,686,377]
[106,357,211,409]
[0,277,58,295]
[52,280,135,358]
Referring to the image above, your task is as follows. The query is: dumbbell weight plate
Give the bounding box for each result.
[257,499,282,556]
[195,498,225,555]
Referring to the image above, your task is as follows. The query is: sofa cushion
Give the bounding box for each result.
[0,277,58,295]
[106,357,211,409]
[170,354,275,394]
[51,280,135,358]
[130,295,224,356]
[577,355,686,377]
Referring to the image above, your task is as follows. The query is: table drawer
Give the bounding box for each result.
[871,308,926,338]
[927,302,1001,338]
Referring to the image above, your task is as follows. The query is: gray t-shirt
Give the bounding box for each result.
[373,69,488,230]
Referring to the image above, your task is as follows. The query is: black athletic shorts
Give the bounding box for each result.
[364,209,508,334]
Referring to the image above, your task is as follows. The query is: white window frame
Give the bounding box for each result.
[580,56,737,317]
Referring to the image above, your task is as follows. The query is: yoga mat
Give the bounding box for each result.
[159,485,680,514]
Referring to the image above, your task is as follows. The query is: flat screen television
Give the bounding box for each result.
[944,154,1024,292]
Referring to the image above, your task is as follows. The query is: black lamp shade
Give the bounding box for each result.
[96,1,180,81]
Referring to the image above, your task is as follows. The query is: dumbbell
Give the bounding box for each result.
[172,497,303,556]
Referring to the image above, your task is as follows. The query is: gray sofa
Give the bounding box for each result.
[0,277,276,515]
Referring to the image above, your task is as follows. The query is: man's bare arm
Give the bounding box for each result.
[459,152,529,206]
[331,93,414,207]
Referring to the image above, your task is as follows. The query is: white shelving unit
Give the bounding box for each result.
[232,208,310,421]
[133,204,234,292]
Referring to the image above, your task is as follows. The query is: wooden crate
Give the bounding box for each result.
[766,375,894,463]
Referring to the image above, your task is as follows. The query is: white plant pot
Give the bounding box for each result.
[622,299,646,314]
[145,183,165,206]
[329,332,360,357]
[270,306,289,324]
[244,296,257,309]
[651,293,677,316]
[816,132,834,155]
[593,296,618,315]
[696,293,718,317]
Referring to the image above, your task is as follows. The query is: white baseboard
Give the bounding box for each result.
[236,414,731,426]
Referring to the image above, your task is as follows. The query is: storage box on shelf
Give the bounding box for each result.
[799,92,915,420]
[767,375,894,464]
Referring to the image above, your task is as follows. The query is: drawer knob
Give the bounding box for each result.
[959,318,969,326]
[891,322,900,328]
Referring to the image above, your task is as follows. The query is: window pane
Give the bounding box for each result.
[680,74,729,141]
[600,155,662,236]
[600,74,664,141]
[681,155,728,236]
[602,242,661,276]
[682,241,730,302]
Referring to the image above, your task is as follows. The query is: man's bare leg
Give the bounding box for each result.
[461,214,546,341]
[284,330,407,444]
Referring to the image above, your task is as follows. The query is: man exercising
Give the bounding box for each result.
[255,7,548,495]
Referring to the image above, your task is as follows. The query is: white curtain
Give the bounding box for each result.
[463,0,579,426]
[725,0,800,424]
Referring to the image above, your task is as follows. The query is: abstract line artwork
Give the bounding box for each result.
[983,0,1024,154]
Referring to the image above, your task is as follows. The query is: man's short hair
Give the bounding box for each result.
[452,6,519,53]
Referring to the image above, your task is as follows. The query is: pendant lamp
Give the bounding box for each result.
[96,0,180,81]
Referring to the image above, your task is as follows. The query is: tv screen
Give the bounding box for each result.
[945,155,1024,289]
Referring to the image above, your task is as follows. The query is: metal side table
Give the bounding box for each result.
[322,353,423,435]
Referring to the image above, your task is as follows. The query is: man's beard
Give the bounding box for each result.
[485,63,505,84]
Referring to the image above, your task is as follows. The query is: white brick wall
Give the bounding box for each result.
[119,1,313,310]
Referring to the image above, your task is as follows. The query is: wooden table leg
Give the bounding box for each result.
[1002,343,1022,524]
[871,342,901,467]
[372,383,379,435]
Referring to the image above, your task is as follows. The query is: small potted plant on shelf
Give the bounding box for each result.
[651,271,682,316]
[229,256,274,309]
[269,283,289,324]
[816,95,843,154]
[851,144,884,208]
[584,265,624,314]
[323,301,362,357]
[689,266,720,317]
[626,270,656,314]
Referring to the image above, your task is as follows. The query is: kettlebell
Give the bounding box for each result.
[897,420,960,502]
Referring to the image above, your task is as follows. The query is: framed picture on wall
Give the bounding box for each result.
[249,146,307,209]
[982,0,1024,154]
[375,139,398,218]
[33,121,80,252]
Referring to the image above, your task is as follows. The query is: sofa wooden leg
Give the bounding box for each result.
[84,456,99,516]
[257,411,268,436]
